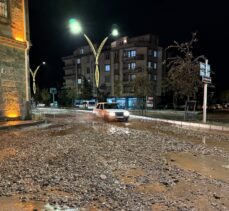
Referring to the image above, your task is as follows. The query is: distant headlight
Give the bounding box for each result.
[124,111,130,116]
[109,112,116,117]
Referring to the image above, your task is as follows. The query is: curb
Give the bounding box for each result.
[0,120,46,130]
[130,115,229,132]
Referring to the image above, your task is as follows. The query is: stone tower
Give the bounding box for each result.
[0,0,30,120]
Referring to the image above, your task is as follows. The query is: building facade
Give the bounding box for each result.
[0,0,30,120]
[62,34,163,108]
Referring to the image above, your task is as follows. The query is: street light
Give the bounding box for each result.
[30,61,46,94]
[69,18,119,88]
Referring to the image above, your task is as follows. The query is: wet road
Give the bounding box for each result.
[0,111,229,210]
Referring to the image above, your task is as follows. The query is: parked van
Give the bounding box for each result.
[86,101,96,109]
[75,100,96,110]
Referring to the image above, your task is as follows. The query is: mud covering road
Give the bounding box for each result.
[0,112,228,210]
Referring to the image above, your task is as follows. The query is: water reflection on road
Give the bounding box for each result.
[197,136,229,152]
[166,152,229,183]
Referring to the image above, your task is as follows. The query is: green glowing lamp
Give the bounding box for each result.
[69,18,82,34]
[111,28,119,37]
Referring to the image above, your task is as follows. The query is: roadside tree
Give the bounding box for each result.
[80,77,93,100]
[165,32,206,108]
[40,89,51,106]
[133,74,153,114]
[58,88,77,107]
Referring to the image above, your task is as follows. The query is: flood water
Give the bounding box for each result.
[192,136,229,152]
[166,152,229,183]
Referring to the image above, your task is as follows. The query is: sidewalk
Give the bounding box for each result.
[0,120,45,130]
[131,109,229,123]
[130,109,229,132]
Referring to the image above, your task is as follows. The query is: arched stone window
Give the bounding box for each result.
[0,0,8,18]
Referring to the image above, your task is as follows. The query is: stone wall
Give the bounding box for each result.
[0,44,26,119]
[0,0,30,120]
[0,0,25,41]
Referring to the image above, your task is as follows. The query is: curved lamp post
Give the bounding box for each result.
[30,61,46,94]
[69,19,119,88]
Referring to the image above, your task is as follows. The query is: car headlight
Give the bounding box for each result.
[109,112,116,117]
[124,111,130,116]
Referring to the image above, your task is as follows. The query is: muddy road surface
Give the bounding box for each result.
[0,111,228,210]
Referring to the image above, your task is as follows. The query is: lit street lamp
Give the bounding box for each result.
[30,61,46,94]
[69,18,119,88]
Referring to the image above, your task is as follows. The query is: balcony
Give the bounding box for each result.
[123,54,144,61]
[123,67,143,73]
[64,75,75,80]
[63,65,75,70]
[65,71,75,76]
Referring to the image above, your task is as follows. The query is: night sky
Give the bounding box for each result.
[28,0,229,91]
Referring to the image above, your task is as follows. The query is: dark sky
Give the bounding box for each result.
[28,0,229,90]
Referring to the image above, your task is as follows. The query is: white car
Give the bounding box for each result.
[93,102,129,122]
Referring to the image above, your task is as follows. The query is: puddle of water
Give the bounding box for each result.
[116,168,166,194]
[221,164,229,169]
[0,196,77,211]
[165,180,229,209]
[136,183,166,193]
[166,152,229,183]
[191,136,229,153]
[0,196,45,211]
[44,204,77,211]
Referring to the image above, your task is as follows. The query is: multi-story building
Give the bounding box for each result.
[62,34,163,109]
[0,0,30,120]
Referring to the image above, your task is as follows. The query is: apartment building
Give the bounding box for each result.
[0,0,30,120]
[62,34,163,109]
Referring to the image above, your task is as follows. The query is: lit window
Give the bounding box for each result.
[76,58,81,64]
[127,50,136,57]
[131,74,136,81]
[131,62,136,69]
[80,48,84,54]
[0,0,8,18]
[148,62,152,68]
[153,50,158,57]
[105,64,111,72]
[128,62,136,70]
[154,63,157,69]
[77,79,82,84]
[131,50,136,57]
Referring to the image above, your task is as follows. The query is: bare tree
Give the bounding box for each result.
[165,32,205,106]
